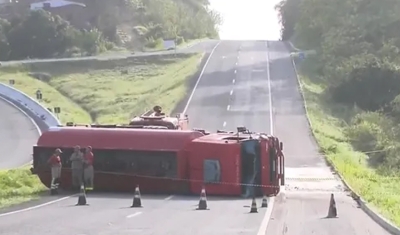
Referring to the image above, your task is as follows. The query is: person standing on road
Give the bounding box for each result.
[83,146,94,190]
[70,145,84,190]
[47,148,62,194]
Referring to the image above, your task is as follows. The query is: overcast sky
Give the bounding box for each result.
[209,0,281,40]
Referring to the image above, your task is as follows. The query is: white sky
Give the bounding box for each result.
[209,0,281,40]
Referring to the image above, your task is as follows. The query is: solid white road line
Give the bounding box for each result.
[256,40,276,235]
[256,197,276,235]
[0,194,79,217]
[126,212,142,218]
[266,41,274,134]
[182,41,222,114]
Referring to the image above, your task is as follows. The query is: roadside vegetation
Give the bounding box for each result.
[0,168,46,208]
[0,53,203,124]
[0,0,221,60]
[276,0,400,226]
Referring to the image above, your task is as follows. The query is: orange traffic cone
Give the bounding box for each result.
[327,193,337,218]
[250,197,258,213]
[197,186,208,210]
[261,195,268,208]
[131,185,142,208]
[76,184,87,206]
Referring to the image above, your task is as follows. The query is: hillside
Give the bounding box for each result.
[0,53,203,124]
[276,0,400,225]
[0,0,221,60]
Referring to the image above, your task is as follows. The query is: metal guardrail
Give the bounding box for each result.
[0,83,61,128]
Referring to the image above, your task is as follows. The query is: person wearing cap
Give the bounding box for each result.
[153,105,163,116]
[83,146,94,189]
[47,148,62,193]
[69,145,84,190]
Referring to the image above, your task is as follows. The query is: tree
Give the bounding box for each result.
[6,10,74,59]
[276,0,400,171]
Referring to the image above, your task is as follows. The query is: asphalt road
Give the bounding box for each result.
[0,40,270,235]
[265,41,389,234]
[0,97,39,169]
[0,40,389,234]
[186,40,272,134]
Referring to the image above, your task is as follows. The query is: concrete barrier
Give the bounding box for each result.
[0,83,61,131]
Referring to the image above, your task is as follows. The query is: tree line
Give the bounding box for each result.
[0,0,221,60]
[276,0,400,172]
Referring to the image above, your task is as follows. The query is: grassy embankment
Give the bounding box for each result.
[98,38,208,56]
[296,56,400,226]
[0,52,203,209]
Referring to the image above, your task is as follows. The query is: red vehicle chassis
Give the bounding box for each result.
[31,126,284,196]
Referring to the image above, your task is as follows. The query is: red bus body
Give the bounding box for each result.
[31,126,284,196]
[33,127,202,194]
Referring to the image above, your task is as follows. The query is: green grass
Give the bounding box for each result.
[0,168,46,208]
[144,38,209,52]
[297,57,400,226]
[0,53,203,124]
[0,72,91,123]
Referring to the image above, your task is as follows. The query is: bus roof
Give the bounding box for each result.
[37,127,204,151]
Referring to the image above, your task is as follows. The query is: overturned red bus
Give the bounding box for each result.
[31,126,284,196]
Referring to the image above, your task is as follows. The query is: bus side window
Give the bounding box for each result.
[92,149,114,172]
[33,147,54,167]
[204,159,221,183]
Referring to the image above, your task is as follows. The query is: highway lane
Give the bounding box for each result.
[185,40,274,234]
[186,40,272,134]
[265,41,390,234]
[0,194,268,235]
[0,97,39,169]
[185,40,241,131]
[226,41,272,133]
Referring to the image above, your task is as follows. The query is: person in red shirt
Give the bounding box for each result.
[83,146,94,189]
[47,148,62,194]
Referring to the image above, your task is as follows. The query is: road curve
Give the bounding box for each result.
[0,40,272,235]
[265,41,390,234]
[0,97,39,169]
